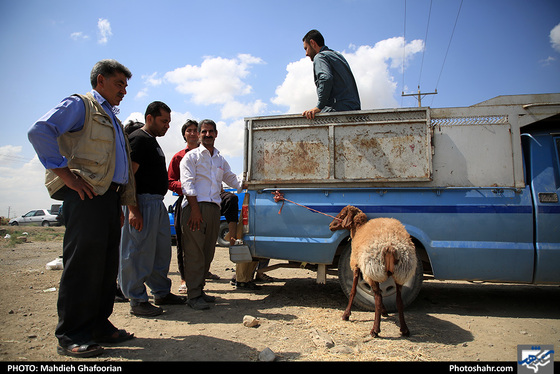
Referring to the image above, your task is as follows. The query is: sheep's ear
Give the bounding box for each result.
[354,213,368,227]
[342,209,354,229]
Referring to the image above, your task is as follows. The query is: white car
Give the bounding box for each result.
[9,209,61,227]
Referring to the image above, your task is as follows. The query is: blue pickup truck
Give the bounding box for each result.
[239,94,560,311]
[169,190,244,247]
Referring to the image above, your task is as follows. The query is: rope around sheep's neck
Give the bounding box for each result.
[272,190,341,221]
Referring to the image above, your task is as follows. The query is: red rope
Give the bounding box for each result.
[272,190,341,221]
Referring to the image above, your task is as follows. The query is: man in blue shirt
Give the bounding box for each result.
[28,59,135,358]
[302,29,361,119]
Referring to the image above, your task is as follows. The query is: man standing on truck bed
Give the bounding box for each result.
[302,29,361,119]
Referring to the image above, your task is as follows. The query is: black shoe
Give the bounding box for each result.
[130,302,163,317]
[201,291,216,303]
[115,287,128,303]
[236,281,261,290]
[187,296,210,310]
[154,293,187,305]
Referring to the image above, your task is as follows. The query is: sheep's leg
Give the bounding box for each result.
[379,298,389,317]
[342,268,360,321]
[370,281,382,337]
[395,284,410,337]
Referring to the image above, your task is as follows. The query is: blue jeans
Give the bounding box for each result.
[119,194,172,305]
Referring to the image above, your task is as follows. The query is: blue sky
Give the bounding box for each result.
[1,0,559,218]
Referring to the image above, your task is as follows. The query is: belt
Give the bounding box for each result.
[109,182,125,192]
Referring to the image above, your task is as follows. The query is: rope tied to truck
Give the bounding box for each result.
[272,190,341,221]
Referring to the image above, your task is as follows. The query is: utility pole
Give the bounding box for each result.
[402,86,438,107]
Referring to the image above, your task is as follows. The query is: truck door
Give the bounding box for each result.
[526,132,560,283]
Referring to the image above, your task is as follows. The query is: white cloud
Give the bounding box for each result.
[348,37,424,109]
[214,119,245,158]
[271,58,316,114]
[540,56,556,66]
[164,54,264,105]
[0,145,23,164]
[135,88,148,100]
[551,23,560,53]
[70,32,89,41]
[143,72,163,87]
[0,149,54,218]
[135,73,164,99]
[221,99,267,119]
[272,36,424,112]
[97,18,112,45]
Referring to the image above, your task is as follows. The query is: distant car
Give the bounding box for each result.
[9,209,62,227]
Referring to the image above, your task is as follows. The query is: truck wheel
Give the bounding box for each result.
[217,222,230,247]
[337,241,423,312]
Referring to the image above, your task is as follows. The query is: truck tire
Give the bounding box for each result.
[217,221,230,247]
[337,241,423,312]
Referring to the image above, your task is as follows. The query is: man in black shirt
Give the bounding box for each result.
[119,101,186,317]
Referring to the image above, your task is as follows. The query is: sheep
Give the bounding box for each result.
[329,205,417,337]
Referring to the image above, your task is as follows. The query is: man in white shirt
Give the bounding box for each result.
[179,119,244,309]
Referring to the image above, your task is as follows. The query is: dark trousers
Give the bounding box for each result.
[174,195,185,280]
[55,188,121,347]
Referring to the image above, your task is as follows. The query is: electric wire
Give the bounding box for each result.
[401,0,407,107]
[431,0,463,106]
[418,0,433,89]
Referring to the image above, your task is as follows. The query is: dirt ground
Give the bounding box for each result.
[0,227,559,363]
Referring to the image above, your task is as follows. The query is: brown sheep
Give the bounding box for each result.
[329,205,417,337]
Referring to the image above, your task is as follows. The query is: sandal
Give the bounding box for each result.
[94,329,134,344]
[178,284,187,294]
[57,343,104,358]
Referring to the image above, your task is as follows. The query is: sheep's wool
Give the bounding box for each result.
[351,218,417,286]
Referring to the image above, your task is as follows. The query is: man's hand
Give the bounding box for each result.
[185,196,203,231]
[187,207,203,232]
[303,107,321,119]
[128,205,143,232]
[52,167,96,200]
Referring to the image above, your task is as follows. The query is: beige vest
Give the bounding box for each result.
[45,92,136,205]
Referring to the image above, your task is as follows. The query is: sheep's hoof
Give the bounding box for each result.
[341,313,350,321]
[370,330,380,338]
[401,329,410,337]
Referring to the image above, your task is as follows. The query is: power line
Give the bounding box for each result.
[431,0,463,106]
[0,154,31,166]
[401,0,407,107]
[401,0,463,107]
[418,0,433,88]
